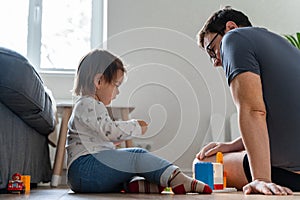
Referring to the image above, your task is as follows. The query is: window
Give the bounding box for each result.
[0,0,106,72]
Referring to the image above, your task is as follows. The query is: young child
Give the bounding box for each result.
[66,49,212,194]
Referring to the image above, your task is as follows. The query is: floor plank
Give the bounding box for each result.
[1,185,300,200]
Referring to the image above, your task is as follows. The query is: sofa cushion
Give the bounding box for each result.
[0,47,55,135]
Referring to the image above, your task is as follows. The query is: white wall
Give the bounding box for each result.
[42,0,300,173]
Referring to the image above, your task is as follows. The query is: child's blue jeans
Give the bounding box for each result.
[67,148,177,193]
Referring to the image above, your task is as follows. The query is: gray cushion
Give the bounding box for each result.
[0,47,55,135]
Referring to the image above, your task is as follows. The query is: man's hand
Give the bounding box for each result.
[243,180,293,195]
[137,120,148,135]
[196,142,229,160]
[196,137,244,160]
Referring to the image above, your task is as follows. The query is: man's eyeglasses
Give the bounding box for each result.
[206,33,219,62]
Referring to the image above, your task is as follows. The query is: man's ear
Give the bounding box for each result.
[224,21,239,33]
[94,73,103,89]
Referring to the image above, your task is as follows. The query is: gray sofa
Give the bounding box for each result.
[0,47,56,191]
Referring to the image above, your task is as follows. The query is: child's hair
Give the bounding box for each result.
[73,49,126,96]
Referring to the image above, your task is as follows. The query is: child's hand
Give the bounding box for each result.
[137,120,148,135]
[113,141,122,146]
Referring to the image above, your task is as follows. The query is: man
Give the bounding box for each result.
[195,7,300,195]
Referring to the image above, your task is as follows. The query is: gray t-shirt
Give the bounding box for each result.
[221,27,300,171]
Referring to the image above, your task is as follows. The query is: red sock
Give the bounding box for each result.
[169,169,212,194]
[126,180,165,194]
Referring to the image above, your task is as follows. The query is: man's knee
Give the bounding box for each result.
[192,151,248,190]
[223,151,248,189]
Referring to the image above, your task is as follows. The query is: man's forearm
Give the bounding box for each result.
[229,136,245,151]
[239,109,271,182]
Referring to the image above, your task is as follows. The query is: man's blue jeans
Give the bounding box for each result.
[67,148,177,193]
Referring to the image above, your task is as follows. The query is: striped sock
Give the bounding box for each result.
[168,169,212,194]
[126,179,165,194]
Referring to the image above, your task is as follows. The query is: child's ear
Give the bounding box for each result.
[94,73,103,89]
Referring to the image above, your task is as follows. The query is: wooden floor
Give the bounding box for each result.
[1,184,300,200]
